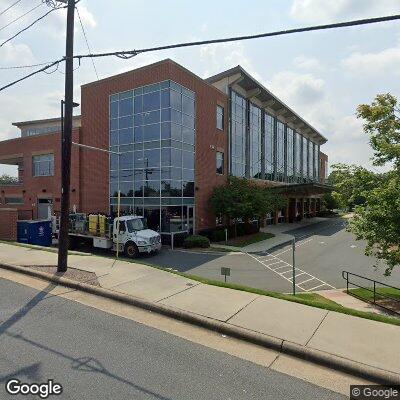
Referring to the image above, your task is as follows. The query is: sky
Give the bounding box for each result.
[0,0,400,176]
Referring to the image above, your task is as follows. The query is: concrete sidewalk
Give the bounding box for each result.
[0,241,399,381]
[210,217,331,253]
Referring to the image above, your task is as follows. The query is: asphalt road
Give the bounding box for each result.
[0,279,345,400]
[141,218,400,292]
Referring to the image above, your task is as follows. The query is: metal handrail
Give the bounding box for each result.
[342,270,400,316]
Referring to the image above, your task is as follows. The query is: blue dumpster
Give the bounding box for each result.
[17,220,52,247]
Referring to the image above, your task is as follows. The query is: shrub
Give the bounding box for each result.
[210,229,226,242]
[183,235,210,248]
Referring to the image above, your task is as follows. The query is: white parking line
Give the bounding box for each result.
[274,238,314,256]
[265,261,282,267]
[246,249,336,293]
[307,283,328,291]
[296,277,315,286]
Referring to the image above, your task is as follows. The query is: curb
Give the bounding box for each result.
[1,261,399,386]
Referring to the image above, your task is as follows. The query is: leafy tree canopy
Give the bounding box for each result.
[0,174,18,185]
[349,93,400,274]
[210,176,287,223]
[328,164,385,209]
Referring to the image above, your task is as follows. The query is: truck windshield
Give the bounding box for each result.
[126,218,147,232]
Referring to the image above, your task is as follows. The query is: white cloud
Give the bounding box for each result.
[293,55,321,69]
[199,41,264,82]
[0,41,35,65]
[76,5,97,29]
[341,46,400,75]
[291,0,400,23]
[268,70,325,105]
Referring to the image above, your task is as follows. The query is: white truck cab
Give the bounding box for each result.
[112,215,162,258]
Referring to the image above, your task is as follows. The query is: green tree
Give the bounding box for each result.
[348,93,400,274]
[210,176,286,234]
[328,164,383,210]
[0,174,18,185]
[322,192,338,211]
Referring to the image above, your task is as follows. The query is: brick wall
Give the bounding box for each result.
[0,128,81,218]
[0,208,17,241]
[320,152,328,183]
[81,59,229,231]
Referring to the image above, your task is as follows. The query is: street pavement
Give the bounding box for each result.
[0,279,345,400]
[144,217,400,292]
[1,242,400,381]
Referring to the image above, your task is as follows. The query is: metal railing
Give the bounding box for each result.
[342,270,400,316]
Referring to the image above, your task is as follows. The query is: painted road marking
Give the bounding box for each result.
[246,249,336,293]
[274,238,313,256]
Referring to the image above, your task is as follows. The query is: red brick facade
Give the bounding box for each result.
[81,59,229,231]
[0,208,17,241]
[0,128,81,219]
[0,59,329,232]
[320,152,328,183]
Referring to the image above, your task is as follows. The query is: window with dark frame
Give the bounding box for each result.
[216,105,224,130]
[216,151,224,175]
[32,154,54,177]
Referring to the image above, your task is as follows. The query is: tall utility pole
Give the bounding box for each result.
[57,0,75,272]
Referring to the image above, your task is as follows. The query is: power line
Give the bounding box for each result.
[1,13,400,92]
[0,3,65,48]
[75,5,98,80]
[0,60,60,69]
[0,0,23,17]
[73,14,400,61]
[0,58,64,91]
[0,2,43,33]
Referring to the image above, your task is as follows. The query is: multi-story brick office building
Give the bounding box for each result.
[0,59,330,234]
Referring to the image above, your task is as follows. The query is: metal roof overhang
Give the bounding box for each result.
[268,182,333,196]
[207,66,327,145]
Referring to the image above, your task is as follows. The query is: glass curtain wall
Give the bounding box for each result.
[313,143,320,181]
[250,103,262,178]
[286,127,294,182]
[264,114,275,181]
[302,135,308,182]
[231,90,247,177]
[308,139,314,181]
[109,80,195,233]
[295,131,302,183]
[276,120,285,182]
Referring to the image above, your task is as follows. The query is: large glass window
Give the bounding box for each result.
[231,91,247,177]
[295,131,302,182]
[287,127,294,182]
[216,105,224,130]
[216,151,224,174]
[314,143,319,181]
[308,139,314,180]
[276,121,285,182]
[33,154,54,177]
[109,80,196,233]
[302,136,308,182]
[264,114,274,180]
[250,103,262,179]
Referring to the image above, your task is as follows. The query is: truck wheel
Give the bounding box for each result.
[124,242,139,258]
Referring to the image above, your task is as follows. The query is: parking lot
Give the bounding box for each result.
[142,218,400,293]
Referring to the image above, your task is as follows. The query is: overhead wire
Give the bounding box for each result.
[75,5,98,80]
[0,58,64,91]
[73,14,400,61]
[1,14,400,92]
[0,0,23,17]
[0,2,43,33]
[0,3,66,47]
